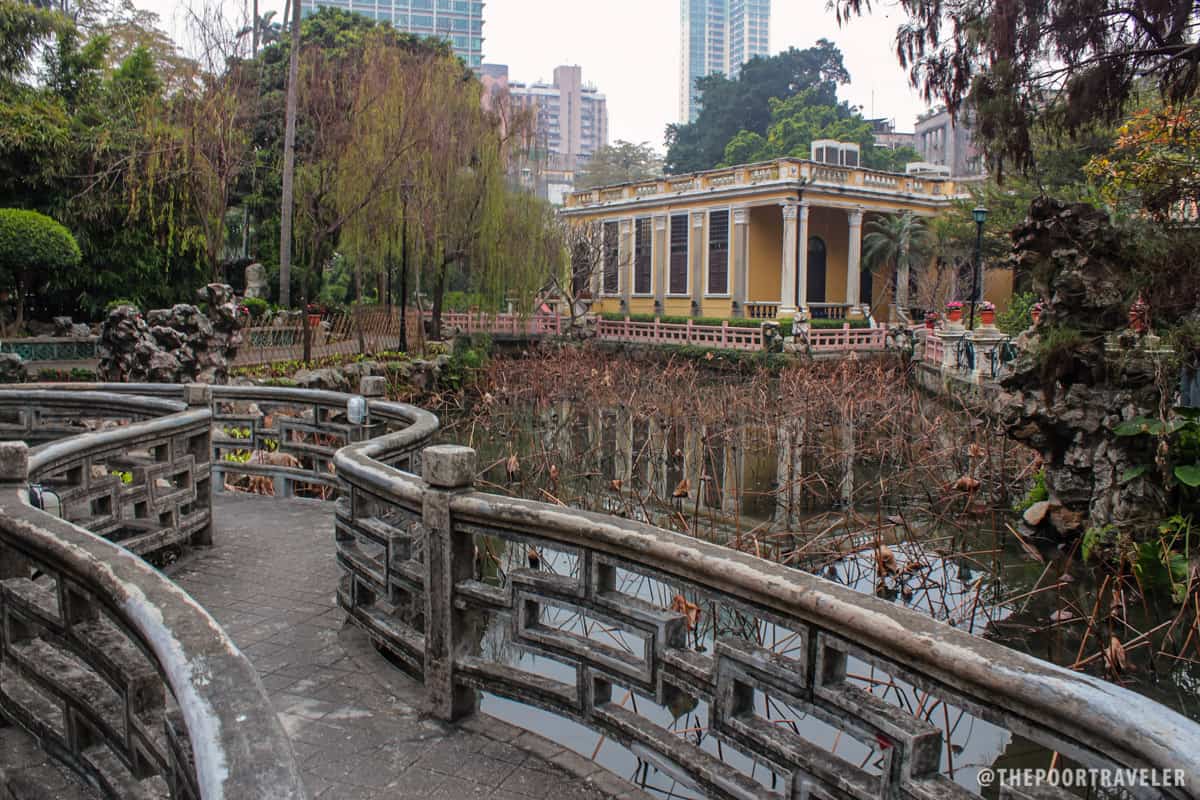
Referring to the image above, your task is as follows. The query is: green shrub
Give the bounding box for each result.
[69,367,95,382]
[0,209,81,326]
[105,298,140,314]
[242,297,270,321]
[997,291,1038,335]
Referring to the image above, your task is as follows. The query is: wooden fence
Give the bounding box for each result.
[233,308,562,367]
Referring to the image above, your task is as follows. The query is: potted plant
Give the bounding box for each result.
[1030,300,1044,326]
[945,300,964,325]
[979,300,996,327]
[924,311,939,330]
[306,303,322,327]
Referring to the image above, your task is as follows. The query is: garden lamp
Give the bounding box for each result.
[969,206,987,329]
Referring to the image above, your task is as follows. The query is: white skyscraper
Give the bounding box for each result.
[679,0,771,123]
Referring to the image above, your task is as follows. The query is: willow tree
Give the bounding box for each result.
[402,61,551,340]
[292,29,448,357]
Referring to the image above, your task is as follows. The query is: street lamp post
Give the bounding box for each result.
[969,205,988,330]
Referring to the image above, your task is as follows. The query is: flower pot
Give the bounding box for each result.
[980,309,996,326]
[925,318,936,330]
[947,308,963,324]
[307,314,321,327]
[1031,308,1042,325]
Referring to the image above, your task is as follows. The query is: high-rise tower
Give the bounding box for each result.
[300,0,484,69]
[679,0,770,123]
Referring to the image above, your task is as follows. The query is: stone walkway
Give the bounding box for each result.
[168,492,643,800]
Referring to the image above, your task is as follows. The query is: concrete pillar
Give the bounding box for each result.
[779,202,798,317]
[618,219,633,314]
[185,384,213,546]
[690,211,705,317]
[0,442,31,581]
[968,327,1007,382]
[732,206,750,317]
[936,328,967,373]
[421,444,478,721]
[653,214,667,314]
[797,202,811,318]
[846,208,864,317]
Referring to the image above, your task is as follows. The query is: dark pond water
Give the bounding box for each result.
[434,378,1200,798]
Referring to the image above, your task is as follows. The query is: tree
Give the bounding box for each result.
[1085,100,1200,219]
[716,89,918,171]
[832,0,1200,174]
[861,212,931,310]
[0,208,80,330]
[553,219,604,327]
[574,140,662,190]
[665,41,850,173]
[277,0,300,307]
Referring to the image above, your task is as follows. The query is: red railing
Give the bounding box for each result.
[596,318,764,351]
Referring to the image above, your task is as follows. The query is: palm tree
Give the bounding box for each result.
[862,212,931,318]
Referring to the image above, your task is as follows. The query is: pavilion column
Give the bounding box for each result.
[690,211,705,317]
[619,218,633,313]
[797,202,810,317]
[845,207,864,318]
[779,202,798,317]
[731,206,749,317]
[653,214,667,314]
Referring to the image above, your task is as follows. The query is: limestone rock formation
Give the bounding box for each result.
[98,284,246,384]
[996,198,1171,538]
[0,353,27,383]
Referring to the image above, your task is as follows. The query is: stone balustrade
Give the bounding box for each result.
[0,388,305,800]
[8,381,1197,800]
[333,385,1200,800]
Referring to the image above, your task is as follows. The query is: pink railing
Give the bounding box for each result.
[923,332,945,363]
[802,324,887,352]
[426,311,561,337]
[596,318,764,351]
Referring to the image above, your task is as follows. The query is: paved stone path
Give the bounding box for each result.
[168,492,643,800]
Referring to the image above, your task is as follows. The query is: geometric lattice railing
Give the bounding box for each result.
[0,388,215,560]
[0,399,305,798]
[336,432,1200,799]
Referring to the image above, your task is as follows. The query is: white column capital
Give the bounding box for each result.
[848,207,865,227]
[653,214,667,231]
[691,211,705,228]
[781,203,799,221]
[733,206,749,225]
[619,218,633,233]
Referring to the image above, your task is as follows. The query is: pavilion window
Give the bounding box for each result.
[707,209,729,294]
[602,221,619,294]
[633,217,652,295]
[669,214,688,294]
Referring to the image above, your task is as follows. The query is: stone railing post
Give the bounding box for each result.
[936,327,967,373]
[968,327,1007,383]
[185,384,214,546]
[0,441,31,581]
[421,444,477,721]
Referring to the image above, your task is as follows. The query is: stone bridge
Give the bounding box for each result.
[0,381,1196,799]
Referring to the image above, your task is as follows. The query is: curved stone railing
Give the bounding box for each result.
[0,391,305,799]
[3,388,215,558]
[335,418,1200,798]
[13,382,1200,797]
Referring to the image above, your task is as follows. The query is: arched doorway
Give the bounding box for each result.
[806,236,826,305]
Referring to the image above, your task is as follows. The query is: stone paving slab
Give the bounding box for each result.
[168,492,646,800]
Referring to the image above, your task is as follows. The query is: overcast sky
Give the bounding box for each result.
[144,0,929,152]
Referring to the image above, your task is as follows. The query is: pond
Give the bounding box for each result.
[428,350,1200,797]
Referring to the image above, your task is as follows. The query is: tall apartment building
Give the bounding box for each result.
[485,64,609,203]
[300,0,484,69]
[679,0,770,123]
